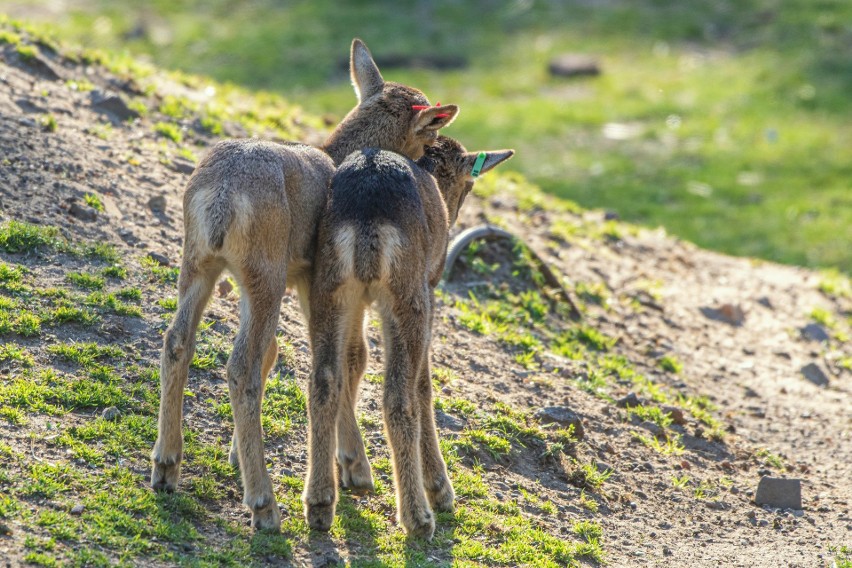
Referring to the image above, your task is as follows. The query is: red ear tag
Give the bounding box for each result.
[412,103,449,119]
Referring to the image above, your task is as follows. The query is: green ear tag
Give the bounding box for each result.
[471,152,487,178]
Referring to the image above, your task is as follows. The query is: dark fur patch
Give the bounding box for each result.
[330,149,425,282]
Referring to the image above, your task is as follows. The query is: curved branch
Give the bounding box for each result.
[443,224,582,320]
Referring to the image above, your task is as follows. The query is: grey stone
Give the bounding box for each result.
[90,90,139,122]
[800,363,830,387]
[68,201,97,221]
[170,157,196,175]
[101,406,120,421]
[535,406,584,439]
[800,323,830,342]
[700,303,745,326]
[70,504,85,515]
[755,477,802,509]
[548,54,601,78]
[663,406,686,425]
[147,195,167,212]
[146,252,170,266]
[217,278,234,298]
[616,392,640,408]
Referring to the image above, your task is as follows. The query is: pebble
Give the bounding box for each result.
[548,54,601,78]
[616,392,640,408]
[70,504,85,515]
[755,476,802,509]
[217,278,234,297]
[800,323,830,342]
[90,90,140,122]
[146,252,171,266]
[148,195,167,212]
[69,201,97,221]
[170,157,196,175]
[663,406,686,425]
[101,406,120,421]
[535,406,584,439]
[800,362,830,387]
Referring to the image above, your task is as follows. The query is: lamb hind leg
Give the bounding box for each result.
[336,309,374,491]
[229,336,277,468]
[381,289,434,540]
[227,272,285,532]
[151,257,221,492]
[303,292,352,531]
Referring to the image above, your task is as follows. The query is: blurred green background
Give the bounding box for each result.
[3,0,851,271]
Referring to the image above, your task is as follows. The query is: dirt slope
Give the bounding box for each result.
[0,25,850,568]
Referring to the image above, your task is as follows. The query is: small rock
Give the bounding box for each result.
[596,462,612,474]
[800,362,830,387]
[639,420,667,440]
[535,406,584,439]
[755,477,802,510]
[721,460,735,471]
[70,504,85,515]
[101,406,120,421]
[0,521,11,535]
[90,90,139,122]
[719,303,745,325]
[548,54,601,78]
[616,392,640,408]
[757,296,774,309]
[679,460,691,470]
[604,210,620,221]
[170,157,196,175]
[706,500,730,511]
[148,195,167,212]
[69,201,97,222]
[217,278,234,298]
[663,406,686,425]
[800,323,830,342]
[146,252,171,266]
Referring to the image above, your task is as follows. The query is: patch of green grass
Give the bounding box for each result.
[634,431,685,456]
[755,448,785,469]
[0,29,22,45]
[83,193,104,212]
[154,121,182,143]
[628,404,673,429]
[141,256,179,283]
[83,242,121,263]
[831,545,852,568]
[84,291,142,317]
[0,221,61,254]
[47,341,124,367]
[818,269,851,299]
[810,307,836,328]
[16,43,38,60]
[567,461,612,493]
[101,264,127,279]
[116,286,141,301]
[0,261,26,282]
[434,397,477,418]
[0,405,27,425]
[157,297,177,311]
[46,305,100,326]
[0,342,35,367]
[658,354,683,374]
[66,271,105,291]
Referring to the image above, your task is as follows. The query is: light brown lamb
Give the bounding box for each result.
[150,38,458,532]
[303,136,513,539]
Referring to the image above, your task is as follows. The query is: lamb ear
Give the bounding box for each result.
[466,149,515,177]
[350,38,384,103]
[413,104,459,134]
